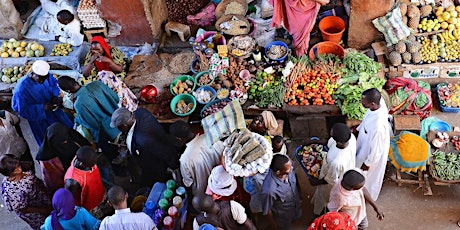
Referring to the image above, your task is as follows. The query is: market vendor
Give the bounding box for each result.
[249,111,278,137]
[34,0,77,41]
[55,9,84,46]
[82,36,127,84]
[270,0,330,56]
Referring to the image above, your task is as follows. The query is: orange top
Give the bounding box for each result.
[64,158,104,211]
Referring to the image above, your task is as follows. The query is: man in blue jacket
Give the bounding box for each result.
[12,60,73,145]
[110,107,180,187]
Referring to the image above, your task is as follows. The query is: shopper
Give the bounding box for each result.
[261,154,301,230]
[311,123,356,216]
[356,88,391,201]
[100,186,157,230]
[41,188,100,230]
[0,110,33,168]
[12,60,73,146]
[0,154,51,230]
[192,194,256,230]
[169,120,222,197]
[328,169,384,230]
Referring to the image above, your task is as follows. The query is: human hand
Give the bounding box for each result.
[315,0,330,6]
[375,208,384,221]
[361,163,370,171]
[90,53,101,63]
[97,55,112,63]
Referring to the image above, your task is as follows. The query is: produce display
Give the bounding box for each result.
[1,39,44,58]
[165,0,204,24]
[194,87,215,104]
[50,43,73,56]
[217,88,229,99]
[171,79,194,94]
[387,37,422,65]
[1,65,28,84]
[248,70,285,107]
[201,99,230,117]
[334,51,385,120]
[197,73,213,85]
[452,136,460,151]
[174,100,194,114]
[285,54,341,106]
[266,45,287,60]
[296,144,327,178]
[223,128,273,177]
[437,83,460,108]
[431,150,460,181]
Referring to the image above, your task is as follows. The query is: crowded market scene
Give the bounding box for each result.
[1,0,460,229]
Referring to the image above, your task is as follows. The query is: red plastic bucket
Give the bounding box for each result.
[319,16,345,43]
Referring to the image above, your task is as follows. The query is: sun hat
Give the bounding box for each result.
[32,60,50,76]
[208,165,237,196]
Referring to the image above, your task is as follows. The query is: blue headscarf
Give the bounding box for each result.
[51,188,76,230]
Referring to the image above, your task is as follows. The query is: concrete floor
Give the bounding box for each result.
[2,99,460,229]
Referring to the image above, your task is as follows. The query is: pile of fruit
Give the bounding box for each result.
[437,83,460,108]
[1,39,45,58]
[387,35,422,65]
[285,54,341,106]
[1,65,30,84]
[297,144,327,178]
[171,79,194,95]
[174,99,194,114]
[50,43,73,56]
[452,136,460,151]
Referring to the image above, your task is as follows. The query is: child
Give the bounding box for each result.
[56,9,84,46]
[261,154,301,230]
[327,169,384,230]
[272,135,286,155]
[0,154,51,230]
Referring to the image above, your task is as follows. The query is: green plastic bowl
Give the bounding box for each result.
[170,75,196,95]
[195,71,214,87]
[170,94,196,116]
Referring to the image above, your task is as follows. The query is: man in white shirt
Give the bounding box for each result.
[55,10,84,46]
[356,88,391,201]
[169,120,223,197]
[100,186,157,230]
[311,123,356,216]
[38,0,76,38]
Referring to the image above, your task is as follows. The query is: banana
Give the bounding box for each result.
[438,34,446,43]
[448,30,456,40]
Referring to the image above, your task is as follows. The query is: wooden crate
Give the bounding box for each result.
[393,115,421,132]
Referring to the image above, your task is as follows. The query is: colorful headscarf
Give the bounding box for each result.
[91,36,112,72]
[308,212,357,230]
[51,188,77,230]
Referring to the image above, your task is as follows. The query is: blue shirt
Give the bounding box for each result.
[12,74,73,145]
[41,206,101,230]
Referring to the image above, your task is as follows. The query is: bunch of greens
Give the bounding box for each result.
[341,51,381,77]
[431,150,460,181]
[256,83,286,108]
[334,72,385,120]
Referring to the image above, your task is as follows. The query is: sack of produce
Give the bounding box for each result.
[385,77,432,119]
[372,3,411,46]
[223,128,273,177]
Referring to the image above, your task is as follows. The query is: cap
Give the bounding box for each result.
[208,165,237,196]
[31,60,50,76]
[110,107,132,128]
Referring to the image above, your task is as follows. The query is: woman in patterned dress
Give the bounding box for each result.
[0,154,51,230]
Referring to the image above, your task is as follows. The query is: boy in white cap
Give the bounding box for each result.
[12,60,73,145]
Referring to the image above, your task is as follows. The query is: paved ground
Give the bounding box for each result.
[3,109,460,229]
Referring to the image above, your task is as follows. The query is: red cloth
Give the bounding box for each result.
[269,0,320,56]
[91,36,112,72]
[307,212,357,230]
[39,157,65,193]
[64,158,104,211]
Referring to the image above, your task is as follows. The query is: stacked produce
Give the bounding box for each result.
[431,150,460,181]
[171,79,194,94]
[165,0,205,24]
[1,65,27,84]
[388,36,422,65]
[174,100,194,114]
[223,128,273,177]
[247,70,285,108]
[296,144,327,178]
[50,43,73,56]
[284,54,341,106]
[437,83,460,108]
[334,51,385,120]
[400,3,421,31]
[201,100,230,117]
[1,39,44,58]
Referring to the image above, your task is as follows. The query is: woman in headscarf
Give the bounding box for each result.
[81,36,127,84]
[36,122,91,193]
[249,110,278,138]
[41,188,101,230]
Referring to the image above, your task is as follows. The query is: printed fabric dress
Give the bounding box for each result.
[1,172,51,230]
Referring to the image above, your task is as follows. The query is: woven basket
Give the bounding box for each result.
[215,0,248,19]
[216,14,250,36]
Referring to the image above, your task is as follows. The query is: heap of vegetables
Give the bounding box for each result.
[431,150,460,181]
[296,144,327,178]
[247,70,286,108]
[284,54,341,106]
[333,51,385,120]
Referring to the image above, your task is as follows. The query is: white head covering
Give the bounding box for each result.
[31,60,50,76]
[208,165,237,196]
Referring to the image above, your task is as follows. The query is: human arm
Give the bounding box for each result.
[261,187,278,230]
[98,55,123,73]
[64,178,82,206]
[230,200,257,230]
[362,129,388,171]
[79,207,101,230]
[363,187,384,221]
[59,22,84,46]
